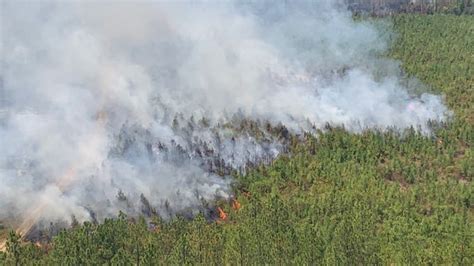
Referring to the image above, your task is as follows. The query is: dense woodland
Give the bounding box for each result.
[347,0,474,15]
[0,14,473,265]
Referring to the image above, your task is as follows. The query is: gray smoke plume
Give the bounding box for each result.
[0,0,449,229]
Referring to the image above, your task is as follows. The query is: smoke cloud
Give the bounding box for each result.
[0,1,449,230]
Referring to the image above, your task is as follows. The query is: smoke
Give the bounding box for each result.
[0,1,449,229]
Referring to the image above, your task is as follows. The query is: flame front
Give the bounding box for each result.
[217,207,227,221]
[232,199,241,210]
[12,111,108,241]
[0,241,5,252]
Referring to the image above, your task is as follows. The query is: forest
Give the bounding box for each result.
[347,0,474,15]
[0,13,472,265]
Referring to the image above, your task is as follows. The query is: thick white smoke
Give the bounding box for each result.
[0,1,449,230]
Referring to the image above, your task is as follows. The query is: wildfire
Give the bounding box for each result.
[13,110,108,242]
[217,207,227,221]
[216,199,241,223]
[231,199,241,210]
[0,240,6,252]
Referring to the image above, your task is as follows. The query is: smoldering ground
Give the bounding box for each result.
[0,0,450,233]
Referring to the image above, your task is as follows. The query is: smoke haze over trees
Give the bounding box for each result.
[0,0,452,237]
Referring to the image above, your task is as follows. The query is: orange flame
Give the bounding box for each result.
[0,240,6,252]
[217,207,227,221]
[14,111,108,241]
[232,199,241,210]
[35,242,42,248]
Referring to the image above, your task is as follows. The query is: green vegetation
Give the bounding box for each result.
[1,14,473,265]
[391,15,473,122]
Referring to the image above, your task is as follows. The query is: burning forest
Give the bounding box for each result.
[0,0,454,255]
